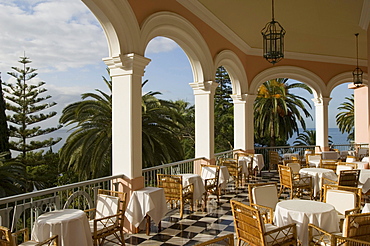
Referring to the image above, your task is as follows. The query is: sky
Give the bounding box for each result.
[0,0,354,151]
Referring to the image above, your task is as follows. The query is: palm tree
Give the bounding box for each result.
[293,130,333,146]
[254,78,313,146]
[59,75,185,180]
[142,82,185,168]
[59,75,112,180]
[336,94,354,141]
[0,152,25,197]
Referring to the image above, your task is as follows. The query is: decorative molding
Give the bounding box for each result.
[177,0,368,66]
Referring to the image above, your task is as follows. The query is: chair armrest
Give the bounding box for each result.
[37,235,58,245]
[183,184,193,195]
[322,177,337,185]
[264,223,297,244]
[308,223,336,245]
[84,208,96,219]
[344,207,361,216]
[251,203,274,224]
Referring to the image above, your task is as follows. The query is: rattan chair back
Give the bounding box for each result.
[0,226,12,246]
[201,164,220,203]
[231,200,297,246]
[344,212,370,242]
[157,174,194,218]
[323,184,362,214]
[278,165,312,199]
[338,169,360,187]
[268,151,281,171]
[219,158,242,188]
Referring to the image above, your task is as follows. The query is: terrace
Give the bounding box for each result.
[2,144,368,245]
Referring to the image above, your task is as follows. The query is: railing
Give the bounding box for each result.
[142,157,203,187]
[0,174,126,232]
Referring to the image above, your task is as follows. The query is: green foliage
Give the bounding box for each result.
[293,130,316,146]
[142,81,185,167]
[254,78,313,146]
[59,74,186,180]
[59,74,112,180]
[173,100,195,159]
[214,67,234,152]
[293,129,333,146]
[3,56,61,157]
[0,75,10,156]
[23,150,60,191]
[336,94,354,141]
[0,152,26,197]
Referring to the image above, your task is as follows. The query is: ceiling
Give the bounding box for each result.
[186,0,369,64]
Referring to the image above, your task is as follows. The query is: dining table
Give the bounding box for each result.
[299,168,337,196]
[201,165,230,189]
[125,187,168,235]
[179,173,206,201]
[238,154,265,175]
[274,200,339,246]
[31,209,93,246]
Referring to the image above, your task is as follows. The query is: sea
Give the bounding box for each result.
[287,128,350,146]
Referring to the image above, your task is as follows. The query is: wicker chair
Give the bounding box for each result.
[268,151,282,171]
[323,169,360,187]
[219,158,242,188]
[278,165,313,199]
[195,233,234,245]
[235,152,256,183]
[12,227,58,246]
[201,164,220,204]
[343,212,370,242]
[286,162,301,178]
[247,182,279,224]
[231,200,297,246]
[308,223,370,246]
[306,153,322,168]
[0,226,12,246]
[157,174,194,219]
[322,184,362,229]
[84,189,127,246]
[320,160,338,172]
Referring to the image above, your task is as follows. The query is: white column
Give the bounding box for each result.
[231,94,257,152]
[103,54,151,179]
[312,97,331,150]
[190,81,218,160]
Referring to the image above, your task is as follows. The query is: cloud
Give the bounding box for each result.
[145,37,179,54]
[0,0,107,74]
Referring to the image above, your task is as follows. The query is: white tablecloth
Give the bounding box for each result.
[362,203,370,213]
[32,209,92,246]
[359,169,370,193]
[201,166,230,189]
[353,161,369,169]
[180,174,206,201]
[125,187,168,228]
[274,200,339,246]
[238,154,264,174]
[299,168,337,196]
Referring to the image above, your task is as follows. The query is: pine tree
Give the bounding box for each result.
[0,73,10,157]
[3,56,61,157]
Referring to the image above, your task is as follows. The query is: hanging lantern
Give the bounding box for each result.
[352,33,363,87]
[261,0,286,64]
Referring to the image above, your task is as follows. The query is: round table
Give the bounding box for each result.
[299,168,337,196]
[32,209,92,246]
[274,200,339,246]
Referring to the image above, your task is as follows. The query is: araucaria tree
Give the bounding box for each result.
[3,56,61,157]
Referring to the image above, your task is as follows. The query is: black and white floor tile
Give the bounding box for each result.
[117,170,281,246]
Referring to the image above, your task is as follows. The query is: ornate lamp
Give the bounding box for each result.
[352,33,363,87]
[261,0,286,64]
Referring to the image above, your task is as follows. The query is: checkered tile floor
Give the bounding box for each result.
[112,170,281,246]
